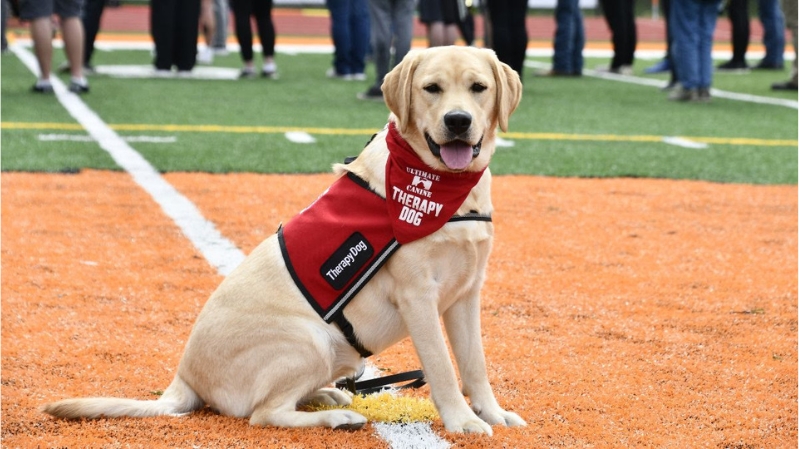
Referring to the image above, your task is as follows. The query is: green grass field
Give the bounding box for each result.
[1,48,797,184]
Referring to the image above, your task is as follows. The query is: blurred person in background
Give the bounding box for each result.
[771,0,797,89]
[326,0,370,80]
[151,0,201,75]
[21,0,89,93]
[419,0,462,46]
[668,0,721,101]
[547,0,585,76]
[357,0,415,100]
[197,0,217,64]
[485,0,528,78]
[716,0,785,71]
[597,0,636,74]
[230,0,277,78]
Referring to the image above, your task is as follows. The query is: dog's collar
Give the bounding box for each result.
[385,122,487,244]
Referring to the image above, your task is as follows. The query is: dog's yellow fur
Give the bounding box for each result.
[42,46,524,436]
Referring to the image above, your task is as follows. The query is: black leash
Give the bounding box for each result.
[336,369,426,395]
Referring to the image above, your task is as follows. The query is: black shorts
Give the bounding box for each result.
[19,0,83,20]
[418,0,462,25]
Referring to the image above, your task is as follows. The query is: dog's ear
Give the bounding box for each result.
[382,50,422,135]
[487,51,523,132]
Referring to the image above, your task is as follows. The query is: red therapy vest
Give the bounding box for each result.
[278,123,488,325]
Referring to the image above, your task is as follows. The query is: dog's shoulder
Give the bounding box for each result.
[332,128,390,198]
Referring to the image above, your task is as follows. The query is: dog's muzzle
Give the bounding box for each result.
[426,111,483,171]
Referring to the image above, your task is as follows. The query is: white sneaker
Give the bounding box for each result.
[197,47,214,65]
[262,62,277,78]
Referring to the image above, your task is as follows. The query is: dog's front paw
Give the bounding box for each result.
[330,410,368,430]
[478,408,527,427]
[442,410,494,436]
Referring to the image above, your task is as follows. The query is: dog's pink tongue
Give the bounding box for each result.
[440,142,473,170]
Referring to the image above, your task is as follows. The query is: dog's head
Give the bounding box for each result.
[382,46,522,173]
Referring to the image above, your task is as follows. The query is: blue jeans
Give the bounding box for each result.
[327,0,371,75]
[758,0,785,65]
[670,0,721,89]
[552,0,585,73]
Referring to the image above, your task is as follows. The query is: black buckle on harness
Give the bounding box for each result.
[336,369,427,395]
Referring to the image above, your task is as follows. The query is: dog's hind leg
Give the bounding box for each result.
[251,404,366,430]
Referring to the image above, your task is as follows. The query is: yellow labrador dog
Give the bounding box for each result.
[43,46,525,436]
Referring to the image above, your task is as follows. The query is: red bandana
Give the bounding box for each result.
[385,122,486,244]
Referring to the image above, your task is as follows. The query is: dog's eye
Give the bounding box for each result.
[471,83,487,93]
[423,84,442,94]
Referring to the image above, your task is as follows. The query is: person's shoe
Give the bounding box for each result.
[644,58,671,74]
[326,67,350,79]
[668,84,698,102]
[31,81,54,94]
[68,81,89,94]
[716,60,749,72]
[261,62,277,78]
[239,67,256,79]
[595,64,633,76]
[771,79,798,91]
[753,60,783,70]
[660,80,678,92]
[696,87,711,103]
[357,85,383,101]
[57,61,71,74]
[153,68,173,77]
[83,64,96,76]
[196,47,214,65]
[350,72,367,81]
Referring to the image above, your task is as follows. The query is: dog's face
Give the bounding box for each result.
[382,46,523,173]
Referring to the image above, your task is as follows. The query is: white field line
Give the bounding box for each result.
[524,60,799,110]
[12,44,245,276]
[37,133,177,143]
[662,136,709,149]
[12,43,451,448]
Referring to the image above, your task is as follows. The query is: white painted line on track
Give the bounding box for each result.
[524,60,799,110]
[13,44,245,276]
[373,422,451,449]
[37,133,177,143]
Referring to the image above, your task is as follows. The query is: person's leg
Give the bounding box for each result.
[698,0,720,90]
[349,0,370,75]
[552,0,572,72]
[1,0,8,51]
[367,0,391,85]
[30,17,55,81]
[620,0,636,66]
[757,0,785,66]
[391,0,415,68]
[328,0,352,74]
[599,0,623,69]
[59,16,85,79]
[82,0,105,67]
[507,0,528,76]
[253,0,276,72]
[230,0,255,69]
[151,0,176,70]
[572,2,585,74]
[174,0,200,71]
[670,0,699,90]
[211,0,228,49]
[728,0,750,63]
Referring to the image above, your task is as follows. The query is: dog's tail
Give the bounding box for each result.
[41,375,203,420]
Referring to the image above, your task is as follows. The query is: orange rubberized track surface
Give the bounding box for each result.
[2,170,796,448]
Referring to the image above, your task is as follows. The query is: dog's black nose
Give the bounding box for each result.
[444,110,472,136]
